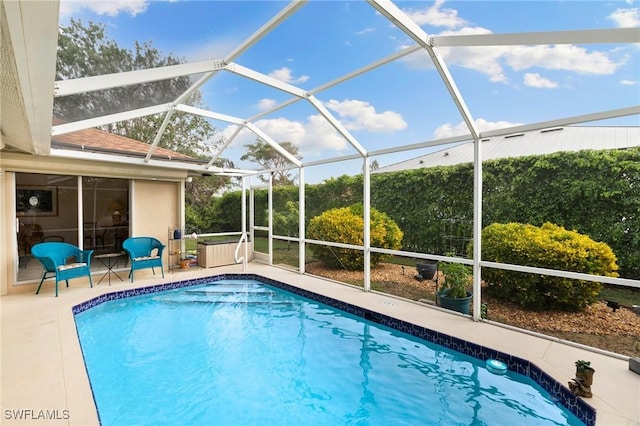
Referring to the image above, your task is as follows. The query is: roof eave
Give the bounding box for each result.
[1,0,59,155]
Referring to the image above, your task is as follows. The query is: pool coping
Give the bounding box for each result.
[72,272,596,426]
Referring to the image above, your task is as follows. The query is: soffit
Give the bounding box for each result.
[0,0,58,155]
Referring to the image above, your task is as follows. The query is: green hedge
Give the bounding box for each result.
[192,148,640,279]
[478,222,618,311]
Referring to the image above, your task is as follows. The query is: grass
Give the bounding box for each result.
[254,238,317,267]
[599,284,640,307]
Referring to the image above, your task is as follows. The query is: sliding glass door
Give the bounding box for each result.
[15,172,129,283]
[82,177,129,254]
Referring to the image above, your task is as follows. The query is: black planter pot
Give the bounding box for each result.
[416,261,438,280]
[438,290,472,314]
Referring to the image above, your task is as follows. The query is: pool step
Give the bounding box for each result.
[157,295,294,305]
[155,284,292,305]
[186,286,274,295]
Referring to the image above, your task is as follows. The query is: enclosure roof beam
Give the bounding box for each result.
[370,134,473,157]
[175,104,253,169]
[176,104,246,126]
[307,95,368,157]
[224,1,307,63]
[149,70,223,157]
[245,122,302,167]
[367,0,480,141]
[479,106,640,139]
[206,126,243,169]
[53,60,226,98]
[224,62,308,98]
[369,106,640,158]
[51,103,174,136]
[246,44,422,123]
[432,27,640,47]
[145,109,174,163]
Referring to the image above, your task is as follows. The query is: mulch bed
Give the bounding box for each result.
[305,262,640,358]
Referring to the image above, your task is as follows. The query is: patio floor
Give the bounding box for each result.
[1,263,638,425]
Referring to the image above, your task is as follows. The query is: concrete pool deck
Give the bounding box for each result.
[1,263,638,425]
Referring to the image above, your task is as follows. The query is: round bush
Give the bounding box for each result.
[307,204,403,270]
[477,222,618,311]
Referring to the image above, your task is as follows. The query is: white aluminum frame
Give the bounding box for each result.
[11,0,638,318]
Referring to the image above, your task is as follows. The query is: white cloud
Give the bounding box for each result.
[59,0,149,17]
[523,73,558,88]
[256,98,277,111]
[324,99,407,132]
[400,5,625,84]
[403,0,467,29]
[620,79,638,85]
[505,45,619,75]
[221,98,407,158]
[356,27,376,35]
[608,8,640,27]
[302,115,350,154]
[252,118,307,144]
[405,34,622,83]
[268,67,310,84]
[221,116,347,158]
[434,118,523,139]
[401,26,510,82]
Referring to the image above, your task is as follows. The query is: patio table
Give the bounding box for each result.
[95,251,125,285]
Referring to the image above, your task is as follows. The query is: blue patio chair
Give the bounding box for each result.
[31,242,94,297]
[122,237,165,282]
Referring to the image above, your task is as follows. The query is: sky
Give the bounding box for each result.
[58,0,640,183]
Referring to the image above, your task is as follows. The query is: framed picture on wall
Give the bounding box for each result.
[16,186,58,216]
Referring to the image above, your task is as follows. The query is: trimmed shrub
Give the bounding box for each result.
[307,203,403,270]
[477,222,618,311]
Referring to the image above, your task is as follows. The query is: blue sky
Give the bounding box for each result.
[59,1,640,183]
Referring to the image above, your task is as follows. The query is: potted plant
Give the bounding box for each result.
[437,261,472,314]
[568,360,595,398]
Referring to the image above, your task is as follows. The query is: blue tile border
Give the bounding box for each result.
[72,273,596,426]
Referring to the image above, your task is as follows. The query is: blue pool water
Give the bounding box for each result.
[75,279,584,425]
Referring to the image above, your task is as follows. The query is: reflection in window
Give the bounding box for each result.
[16,173,78,281]
[82,177,129,253]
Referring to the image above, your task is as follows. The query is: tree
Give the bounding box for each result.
[272,201,299,250]
[55,18,218,157]
[55,19,240,232]
[241,139,302,185]
[185,159,239,205]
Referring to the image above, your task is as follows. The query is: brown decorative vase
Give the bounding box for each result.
[569,368,594,398]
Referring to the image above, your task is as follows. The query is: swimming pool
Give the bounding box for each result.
[73,274,593,425]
